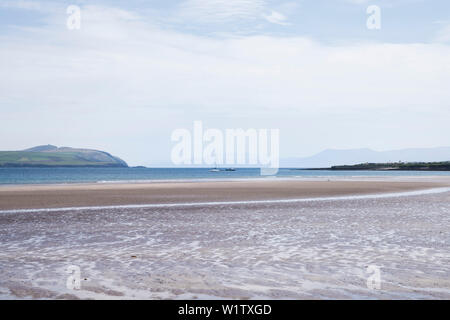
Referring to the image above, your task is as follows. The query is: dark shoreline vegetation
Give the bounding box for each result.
[307,161,450,171]
[0,145,128,168]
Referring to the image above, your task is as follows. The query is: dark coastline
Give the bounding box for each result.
[305,168,450,171]
[303,162,450,171]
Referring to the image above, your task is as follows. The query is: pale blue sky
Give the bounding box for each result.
[1,0,449,41]
[1,1,450,166]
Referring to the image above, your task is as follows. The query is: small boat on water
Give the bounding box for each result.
[209,163,236,172]
[209,168,236,172]
[209,163,220,172]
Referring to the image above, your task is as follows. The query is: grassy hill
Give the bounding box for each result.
[0,145,128,167]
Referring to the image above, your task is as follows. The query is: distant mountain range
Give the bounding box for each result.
[0,145,128,167]
[281,147,450,168]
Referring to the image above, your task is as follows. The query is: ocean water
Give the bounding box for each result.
[1,167,450,185]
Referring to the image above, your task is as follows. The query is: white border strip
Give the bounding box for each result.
[1,187,449,214]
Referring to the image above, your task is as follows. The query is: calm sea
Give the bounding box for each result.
[1,167,450,185]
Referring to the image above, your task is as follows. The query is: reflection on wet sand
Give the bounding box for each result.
[0,179,449,299]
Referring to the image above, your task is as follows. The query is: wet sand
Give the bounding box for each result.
[0,177,450,299]
[0,178,449,210]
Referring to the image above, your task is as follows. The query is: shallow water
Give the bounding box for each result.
[0,191,449,299]
[1,167,450,185]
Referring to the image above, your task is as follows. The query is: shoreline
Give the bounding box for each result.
[1,177,449,211]
[1,173,450,187]
[2,168,450,188]
[2,186,450,214]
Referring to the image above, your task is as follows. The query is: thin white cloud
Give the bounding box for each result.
[177,0,266,23]
[343,0,371,4]
[434,23,450,43]
[0,0,60,12]
[0,0,42,10]
[263,10,288,25]
[175,0,291,27]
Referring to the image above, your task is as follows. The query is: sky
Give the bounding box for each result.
[0,0,450,166]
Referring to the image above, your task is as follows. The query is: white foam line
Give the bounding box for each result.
[1,187,450,214]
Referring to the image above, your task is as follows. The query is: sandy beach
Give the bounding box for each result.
[0,177,449,211]
[0,177,450,299]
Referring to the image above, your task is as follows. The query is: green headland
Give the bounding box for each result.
[0,145,128,167]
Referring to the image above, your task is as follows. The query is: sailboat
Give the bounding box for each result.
[209,163,220,172]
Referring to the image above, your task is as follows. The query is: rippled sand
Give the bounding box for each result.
[0,186,449,299]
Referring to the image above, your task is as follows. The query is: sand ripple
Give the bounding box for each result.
[0,192,449,299]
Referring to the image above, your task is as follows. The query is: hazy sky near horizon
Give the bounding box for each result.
[1,0,450,166]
